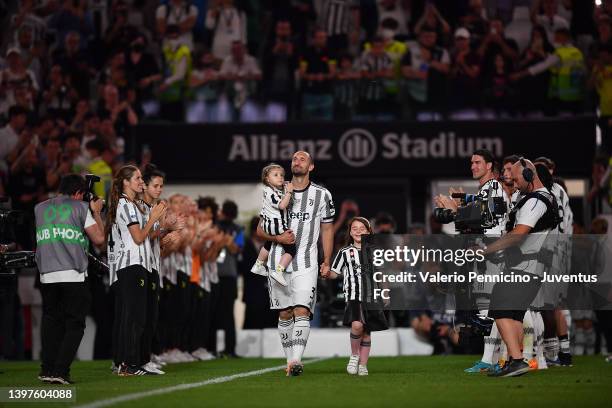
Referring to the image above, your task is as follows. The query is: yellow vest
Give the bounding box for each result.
[596,66,612,116]
[550,45,585,102]
[162,44,192,101]
[87,159,112,201]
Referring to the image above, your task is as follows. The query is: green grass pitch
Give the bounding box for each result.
[1,356,610,407]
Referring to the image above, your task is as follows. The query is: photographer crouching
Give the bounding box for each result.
[478,158,560,377]
[34,174,105,384]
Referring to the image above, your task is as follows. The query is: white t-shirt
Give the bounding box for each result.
[40,210,96,284]
[205,6,246,59]
[0,124,18,173]
[156,1,199,50]
[108,197,147,284]
[510,188,554,276]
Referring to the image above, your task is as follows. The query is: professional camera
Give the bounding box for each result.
[83,174,101,203]
[433,182,507,233]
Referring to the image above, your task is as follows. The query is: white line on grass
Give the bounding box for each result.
[77,357,332,408]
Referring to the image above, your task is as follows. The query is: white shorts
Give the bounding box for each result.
[268,267,318,312]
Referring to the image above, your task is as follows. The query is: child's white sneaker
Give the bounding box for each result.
[250,260,268,276]
[347,354,359,375]
[358,365,368,376]
[270,265,288,286]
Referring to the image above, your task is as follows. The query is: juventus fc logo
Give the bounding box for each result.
[295,330,303,337]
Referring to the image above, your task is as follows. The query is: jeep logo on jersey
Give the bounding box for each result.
[338,128,377,167]
[288,212,310,221]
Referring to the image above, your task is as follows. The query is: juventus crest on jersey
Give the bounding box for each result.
[267,182,335,273]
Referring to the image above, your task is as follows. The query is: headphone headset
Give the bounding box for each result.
[519,157,534,183]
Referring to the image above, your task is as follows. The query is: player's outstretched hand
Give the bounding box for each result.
[277,229,295,245]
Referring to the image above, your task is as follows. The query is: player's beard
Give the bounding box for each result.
[292,167,307,177]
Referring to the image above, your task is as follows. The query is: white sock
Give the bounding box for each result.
[482,321,499,364]
[278,319,294,363]
[291,316,310,362]
[544,337,559,360]
[523,311,535,360]
[574,327,585,356]
[533,311,547,369]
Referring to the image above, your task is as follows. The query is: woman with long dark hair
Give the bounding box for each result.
[107,165,166,376]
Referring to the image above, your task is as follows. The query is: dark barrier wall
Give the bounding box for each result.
[131,118,596,181]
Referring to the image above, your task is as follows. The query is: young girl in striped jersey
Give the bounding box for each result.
[326,217,388,376]
[250,163,295,287]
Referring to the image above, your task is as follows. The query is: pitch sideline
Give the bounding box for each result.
[77,357,333,408]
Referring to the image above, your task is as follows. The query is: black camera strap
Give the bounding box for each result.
[507,191,561,233]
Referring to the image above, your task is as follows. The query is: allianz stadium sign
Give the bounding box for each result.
[132,119,594,181]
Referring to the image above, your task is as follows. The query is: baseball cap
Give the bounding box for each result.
[454,27,471,39]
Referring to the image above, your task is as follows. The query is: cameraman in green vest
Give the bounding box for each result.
[34,174,105,384]
[512,26,586,114]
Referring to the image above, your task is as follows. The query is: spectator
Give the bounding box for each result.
[334,53,361,120]
[261,20,298,122]
[317,0,360,53]
[159,25,192,122]
[267,0,316,54]
[401,28,450,119]
[7,144,47,249]
[13,26,43,87]
[376,0,410,38]
[98,50,127,92]
[61,132,89,174]
[53,31,92,99]
[483,53,516,116]
[69,99,93,133]
[103,1,142,58]
[460,0,488,43]
[9,0,48,46]
[125,34,162,117]
[187,50,225,123]
[590,15,612,64]
[219,41,262,122]
[47,0,93,51]
[42,65,79,121]
[299,29,336,120]
[42,137,70,192]
[450,27,482,116]
[0,106,29,175]
[84,139,112,201]
[591,43,612,153]
[477,16,519,78]
[357,36,394,120]
[80,112,101,153]
[0,48,39,118]
[413,2,451,45]
[566,0,596,54]
[513,25,555,115]
[363,18,407,115]
[531,0,571,44]
[156,0,199,51]
[513,27,586,115]
[97,84,139,138]
[595,0,612,21]
[214,200,244,358]
[206,0,246,61]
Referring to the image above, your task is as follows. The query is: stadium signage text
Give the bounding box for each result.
[227,131,503,168]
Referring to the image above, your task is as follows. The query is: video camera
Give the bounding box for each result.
[83,174,101,203]
[433,182,507,233]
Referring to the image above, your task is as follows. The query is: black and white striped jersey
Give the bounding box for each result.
[260,185,288,236]
[359,51,393,101]
[331,244,362,301]
[319,0,358,36]
[108,197,148,284]
[142,201,162,273]
[551,183,573,234]
[267,182,335,272]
